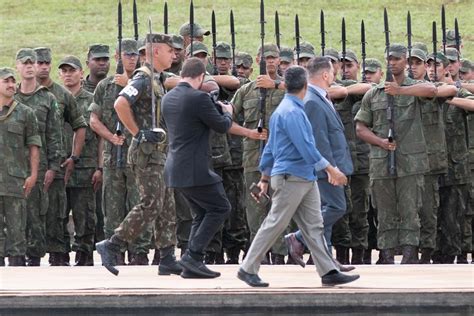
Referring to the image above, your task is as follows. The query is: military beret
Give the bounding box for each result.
[88,44,110,59]
[257,43,279,58]
[179,22,210,37]
[58,55,82,69]
[364,58,382,72]
[234,51,253,68]
[340,49,358,63]
[34,47,52,62]
[215,41,232,59]
[16,48,37,63]
[0,67,16,80]
[186,41,208,56]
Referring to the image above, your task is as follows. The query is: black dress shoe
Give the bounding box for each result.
[96,240,120,276]
[180,268,217,279]
[178,252,220,278]
[321,270,360,286]
[237,268,269,287]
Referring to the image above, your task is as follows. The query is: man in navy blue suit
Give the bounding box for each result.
[286,57,353,266]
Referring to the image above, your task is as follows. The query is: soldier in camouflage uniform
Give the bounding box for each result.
[34,47,87,266]
[89,39,151,265]
[166,35,184,75]
[354,44,436,264]
[14,48,63,266]
[96,33,180,276]
[294,41,315,69]
[459,59,473,81]
[83,44,110,94]
[0,67,41,267]
[231,43,287,264]
[58,55,101,266]
[278,46,294,75]
[235,52,254,79]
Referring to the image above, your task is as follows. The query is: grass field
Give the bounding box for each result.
[0,0,473,81]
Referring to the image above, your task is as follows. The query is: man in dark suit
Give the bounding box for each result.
[287,57,353,261]
[162,58,265,278]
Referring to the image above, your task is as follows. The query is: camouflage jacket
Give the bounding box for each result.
[0,101,42,198]
[231,80,285,172]
[82,75,98,94]
[15,84,63,181]
[354,77,429,179]
[352,100,370,174]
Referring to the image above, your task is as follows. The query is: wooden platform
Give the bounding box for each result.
[1,262,473,315]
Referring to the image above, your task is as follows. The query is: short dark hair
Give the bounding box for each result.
[284,66,307,94]
[306,57,332,77]
[181,57,205,78]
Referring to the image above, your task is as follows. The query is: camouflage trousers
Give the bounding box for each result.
[244,171,286,256]
[370,175,423,250]
[462,176,474,253]
[367,195,378,251]
[94,188,105,244]
[175,189,192,250]
[66,186,97,254]
[436,183,470,256]
[46,179,68,253]
[103,166,151,254]
[113,163,176,250]
[419,174,440,250]
[26,182,48,258]
[1,196,26,257]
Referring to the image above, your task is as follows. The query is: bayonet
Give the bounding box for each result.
[384,8,396,176]
[407,11,413,78]
[133,0,139,40]
[320,10,325,56]
[115,0,124,167]
[295,14,300,65]
[230,10,237,77]
[361,19,367,83]
[341,17,346,80]
[455,18,460,60]
[190,1,194,56]
[257,0,267,153]
[211,10,218,75]
[164,1,168,34]
[432,21,438,82]
[441,5,447,54]
[275,11,281,49]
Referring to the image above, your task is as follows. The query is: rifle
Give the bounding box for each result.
[190,1,194,56]
[432,21,438,82]
[441,5,447,54]
[211,10,218,75]
[295,14,300,65]
[275,11,281,50]
[164,2,168,34]
[320,10,325,56]
[257,0,266,153]
[361,20,367,83]
[115,0,124,168]
[230,10,237,77]
[454,18,460,60]
[407,11,413,78]
[384,8,396,176]
[133,0,141,70]
[341,17,346,80]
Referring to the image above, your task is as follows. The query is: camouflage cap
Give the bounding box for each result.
[445,47,459,61]
[427,52,449,67]
[388,43,407,58]
[88,44,110,59]
[215,41,232,59]
[34,47,52,62]
[279,46,293,63]
[409,48,427,62]
[171,35,184,50]
[460,59,472,73]
[323,47,339,62]
[117,39,138,54]
[257,43,280,58]
[364,58,382,72]
[186,41,208,56]
[0,67,16,80]
[137,38,146,52]
[446,29,462,46]
[179,22,210,37]
[340,49,358,63]
[296,41,315,59]
[234,51,253,68]
[146,33,173,46]
[16,48,37,63]
[412,42,428,55]
[58,55,82,69]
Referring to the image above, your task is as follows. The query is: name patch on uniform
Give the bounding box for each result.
[122,85,138,97]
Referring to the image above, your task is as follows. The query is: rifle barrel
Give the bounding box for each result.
[295,14,300,65]
[320,10,325,56]
[361,20,366,82]
[164,2,168,34]
[441,5,447,54]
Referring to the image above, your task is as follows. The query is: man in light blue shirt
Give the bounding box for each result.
[237,66,360,287]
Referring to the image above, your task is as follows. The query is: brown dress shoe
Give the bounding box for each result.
[284,233,305,267]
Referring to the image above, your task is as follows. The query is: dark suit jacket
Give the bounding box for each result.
[162,82,233,188]
[304,85,353,179]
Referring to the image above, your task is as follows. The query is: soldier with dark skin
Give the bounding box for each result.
[14,49,62,266]
[166,35,185,75]
[235,52,254,79]
[0,67,41,267]
[89,39,152,265]
[34,47,87,266]
[83,45,111,94]
[58,55,103,266]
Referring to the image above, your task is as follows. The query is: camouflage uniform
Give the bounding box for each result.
[111,63,176,251]
[15,84,62,260]
[231,73,287,257]
[354,76,429,254]
[89,76,150,257]
[0,88,42,259]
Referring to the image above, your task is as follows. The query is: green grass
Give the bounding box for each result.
[1,0,473,81]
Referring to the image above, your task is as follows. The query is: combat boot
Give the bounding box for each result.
[261,252,270,265]
[377,249,394,264]
[306,255,314,265]
[26,256,41,266]
[151,249,160,265]
[0,257,5,266]
[63,253,70,266]
[351,248,364,265]
[129,253,149,265]
[271,253,285,265]
[335,246,350,265]
[456,252,468,264]
[8,256,26,266]
[215,252,225,264]
[96,239,122,275]
[74,251,87,266]
[225,248,240,264]
[419,248,432,264]
[85,252,94,266]
[158,246,182,275]
[116,252,126,266]
[401,245,419,264]
[204,252,216,264]
[363,249,372,264]
[49,252,62,266]
[443,255,455,264]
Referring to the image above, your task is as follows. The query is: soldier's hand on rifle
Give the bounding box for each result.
[43,169,56,193]
[23,175,37,198]
[134,129,165,144]
[92,169,103,192]
[110,133,125,146]
[326,165,347,186]
[246,128,268,141]
[380,138,397,151]
[384,80,401,96]
[256,75,275,89]
[218,101,234,115]
[114,73,129,87]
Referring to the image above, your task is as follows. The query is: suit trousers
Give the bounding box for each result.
[241,175,337,276]
[178,182,231,258]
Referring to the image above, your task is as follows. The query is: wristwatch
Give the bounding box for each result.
[274,79,281,89]
[70,155,80,164]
